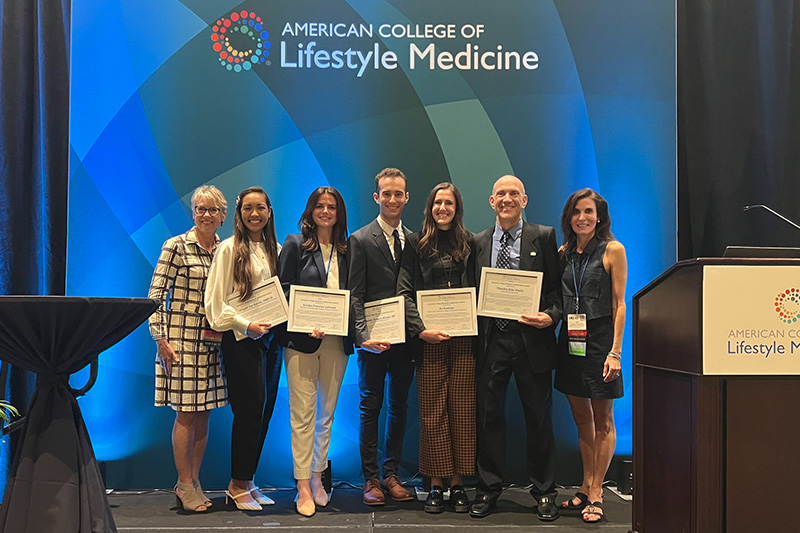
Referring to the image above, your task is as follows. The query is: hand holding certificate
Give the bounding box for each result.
[477,267,542,320]
[364,296,405,344]
[417,288,478,337]
[287,285,350,336]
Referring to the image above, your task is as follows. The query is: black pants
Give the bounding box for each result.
[221,331,282,481]
[357,344,415,481]
[475,325,556,499]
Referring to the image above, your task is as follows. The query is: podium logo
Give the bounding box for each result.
[774,288,800,323]
[211,10,271,72]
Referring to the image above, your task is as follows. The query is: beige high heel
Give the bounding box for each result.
[193,480,212,508]
[294,492,316,517]
[310,480,330,507]
[174,482,208,512]
[225,489,262,511]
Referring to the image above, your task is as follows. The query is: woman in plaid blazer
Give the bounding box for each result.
[148,185,228,513]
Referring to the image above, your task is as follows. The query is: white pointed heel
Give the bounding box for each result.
[250,487,275,505]
[225,489,262,511]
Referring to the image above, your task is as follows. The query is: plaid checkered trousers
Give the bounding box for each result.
[417,336,476,477]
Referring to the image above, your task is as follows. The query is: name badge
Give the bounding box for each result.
[567,313,587,357]
[201,318,222,348]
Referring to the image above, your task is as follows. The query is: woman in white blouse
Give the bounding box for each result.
[205,186,282,511]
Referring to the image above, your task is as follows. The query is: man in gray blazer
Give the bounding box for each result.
[348,168,416,506]
[470,175,562,521]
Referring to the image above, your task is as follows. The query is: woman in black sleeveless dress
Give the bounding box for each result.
[554,189,627,524]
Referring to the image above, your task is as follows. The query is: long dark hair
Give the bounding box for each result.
[298,186,348,254]
[418,182,470,261]
[233,186,279,300]
[559,188,614,257]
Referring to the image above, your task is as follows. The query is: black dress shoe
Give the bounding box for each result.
[469,494,496,518]
[449,485,470,513]
[424,486,444,513]
[537,495,560,521]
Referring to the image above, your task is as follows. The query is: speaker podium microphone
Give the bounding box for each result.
[743,204,800,231]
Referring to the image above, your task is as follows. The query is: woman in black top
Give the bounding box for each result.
[555,188,627,523]
[397,182,476,514]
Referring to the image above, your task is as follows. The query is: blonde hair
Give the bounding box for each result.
[191,185,227,212]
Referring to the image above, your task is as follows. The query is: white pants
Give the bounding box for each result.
[284,336,348,480]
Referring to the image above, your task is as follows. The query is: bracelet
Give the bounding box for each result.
[607,351,621,360]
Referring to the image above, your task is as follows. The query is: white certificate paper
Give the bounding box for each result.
[287,285,350,336]
[226,276,289,327]
[364,296,405,344]
[417,287,478,337]
[477,267,542,320]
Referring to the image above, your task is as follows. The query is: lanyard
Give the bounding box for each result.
[570,250,591,314]
[324,246,335,280]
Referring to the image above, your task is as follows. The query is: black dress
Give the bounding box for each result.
[554,237,623,399]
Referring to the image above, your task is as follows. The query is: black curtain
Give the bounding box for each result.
[678,1,800,259]
[0,0,70,501]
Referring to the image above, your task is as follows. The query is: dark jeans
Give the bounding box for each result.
[357,344,415,481]
[221,330,283,481]
[475,324,557,499]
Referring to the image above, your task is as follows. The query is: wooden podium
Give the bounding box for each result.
[633,258,800,533]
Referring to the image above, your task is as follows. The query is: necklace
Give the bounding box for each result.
[437,253,454,288]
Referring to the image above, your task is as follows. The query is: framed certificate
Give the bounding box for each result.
[287,285,350,336]
[364,296,405,344]
[476,267,542,320]
[417,287,478,337]
[226,276,289,327]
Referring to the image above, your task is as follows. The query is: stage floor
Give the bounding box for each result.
[110,485,633,532]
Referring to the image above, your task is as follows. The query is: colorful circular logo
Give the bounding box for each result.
[775,288,800,323]
[210,11,270,72]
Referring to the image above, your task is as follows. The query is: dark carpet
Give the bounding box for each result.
[111,485,633,532]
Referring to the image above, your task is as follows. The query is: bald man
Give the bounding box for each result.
[470,176,562,521]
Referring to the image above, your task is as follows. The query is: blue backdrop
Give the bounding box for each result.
[68,0,675,488]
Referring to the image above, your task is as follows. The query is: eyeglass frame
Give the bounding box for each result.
[193,206,222,216]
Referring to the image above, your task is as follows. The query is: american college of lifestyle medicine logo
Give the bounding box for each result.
[774,287,800,323]
[210,10,271,72]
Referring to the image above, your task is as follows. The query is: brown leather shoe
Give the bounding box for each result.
[362,478,385,506]
[382,475,414,501]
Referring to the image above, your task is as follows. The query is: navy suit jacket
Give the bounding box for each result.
[278,233,353,355]
[474,221,562,373]
[348,218,412,347]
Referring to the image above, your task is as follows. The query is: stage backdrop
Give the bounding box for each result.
[68,0,675,489]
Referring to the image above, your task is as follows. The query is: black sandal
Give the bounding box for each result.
[582,501,604,523]
[561,491,588,509]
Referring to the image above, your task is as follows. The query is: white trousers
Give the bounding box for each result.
[284,336,348,479]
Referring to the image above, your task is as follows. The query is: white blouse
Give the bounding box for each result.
[319,243,339,290]
[205,237,281,341]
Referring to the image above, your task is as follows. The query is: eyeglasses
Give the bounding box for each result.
[194,206,221,216]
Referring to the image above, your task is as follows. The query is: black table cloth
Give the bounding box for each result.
[0,296,158,533]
